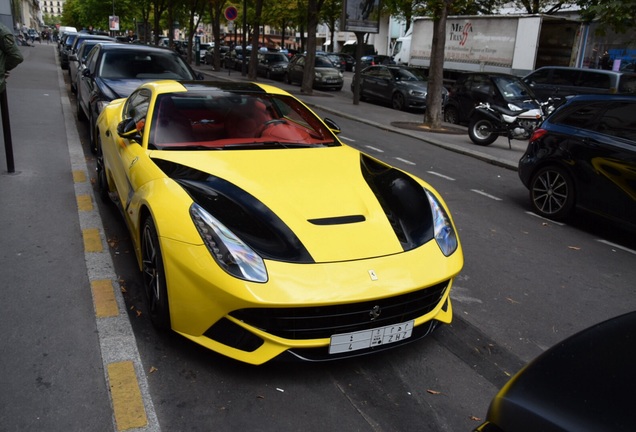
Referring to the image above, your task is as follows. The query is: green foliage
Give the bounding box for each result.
[576,0,636,33]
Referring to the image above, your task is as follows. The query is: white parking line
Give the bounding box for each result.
[596,240,636,255]
[427,171,456,181]
[339,135,355,142]
[471,189,502,201]
[395,157,416,165]
[524,211,565,226]
[364,145,384,153]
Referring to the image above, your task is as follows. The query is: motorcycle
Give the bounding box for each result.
[467,100,554,148]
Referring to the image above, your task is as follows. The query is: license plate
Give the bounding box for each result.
[329,320,414,354]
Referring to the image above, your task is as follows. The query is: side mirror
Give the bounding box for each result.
[117,118,142,142]
[324,117,341,135]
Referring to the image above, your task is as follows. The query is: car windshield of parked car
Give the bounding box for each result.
[394,68,426,81]
[315,56,334,68]
[148,92,340,150]
[99,51,194,80]
[264,53,288,63]
[492,75,535,100]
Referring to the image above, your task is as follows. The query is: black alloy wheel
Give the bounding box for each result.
[95,136,109,202]
[444,105,459,124]
[141,217,171,330]
[529,165,575,221]
[392,92,406,111]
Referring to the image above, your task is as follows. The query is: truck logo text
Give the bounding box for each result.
[450,22,473,46]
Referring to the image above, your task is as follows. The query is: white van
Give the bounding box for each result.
[58,26,78,35]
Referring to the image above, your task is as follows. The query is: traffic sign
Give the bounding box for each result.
[225,6,238,21]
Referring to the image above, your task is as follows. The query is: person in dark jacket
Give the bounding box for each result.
[0,22,24,93]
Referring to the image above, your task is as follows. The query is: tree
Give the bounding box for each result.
[512,0,571,14]
[208,0,228,70]
[301,0,327,94]
[422,0,451,130]
[320,0,342,52]
[248,0,265,80]
[576,0,636,34]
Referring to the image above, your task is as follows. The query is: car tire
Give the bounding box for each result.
[76,91,87,122]
[142,217,171,330]
[392,92,406,111]
[529,165,575,221]
[96,136,110,203]
[444,105,459,124]
[468,118,498,146]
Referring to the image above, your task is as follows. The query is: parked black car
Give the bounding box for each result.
[76,43,202,153]
[59,33,79,69]
[353,55,395,72]
[476,311,636,432]
[352,65,447,111]
[204,45,230,67]
[518,94,636,230]
[257,51,289,80]
[69,40,116,94]
[444,72,539,125]
[285,53,343,90]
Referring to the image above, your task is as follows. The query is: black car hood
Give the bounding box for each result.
[484,311,636,432]
[97,78,154,100]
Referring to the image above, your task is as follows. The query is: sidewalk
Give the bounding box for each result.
[0,44,157,431]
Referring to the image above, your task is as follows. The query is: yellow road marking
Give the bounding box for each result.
[77,194,93,211]
[83,228,103,253]
[72,170,87,183]
[107,361,148,430]
[91,280,119,317]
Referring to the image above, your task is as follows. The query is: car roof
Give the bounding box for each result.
[93,42,176,53]
[533,66,636,76]
[561,93,636,103]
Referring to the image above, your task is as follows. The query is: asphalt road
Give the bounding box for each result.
[72,64,636,431]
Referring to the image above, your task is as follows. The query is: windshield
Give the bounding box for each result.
[492,76,535,100]
[394,68,426,81]
[315,56,334,68]
[99,50,194,80]
[149,92,340,150]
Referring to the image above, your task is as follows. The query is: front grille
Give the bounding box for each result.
[230,281,449,340]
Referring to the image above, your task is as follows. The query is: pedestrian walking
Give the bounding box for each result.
[0,21,24,173]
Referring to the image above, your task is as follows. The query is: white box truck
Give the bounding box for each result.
[396,14,582,77]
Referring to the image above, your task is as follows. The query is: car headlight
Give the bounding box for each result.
[190,203,268,283]
[338,71,344,78]
[409,89,426,97]
[425,189,458,256]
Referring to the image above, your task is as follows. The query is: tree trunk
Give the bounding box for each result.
[423,0,450,129]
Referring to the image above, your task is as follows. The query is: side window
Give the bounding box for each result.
[597,102,636,142]
[550,69,578,86]
[577,72,611,90]
[123,88,152,135]
[525,69,550,84]
[555,102,606,130]
[85,46,99,73]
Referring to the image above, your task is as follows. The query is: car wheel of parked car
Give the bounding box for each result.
[444,106,459,124]
[529,165,575,221]
[392,92,406,111]
[285,72,292,84]
[142,217,171,330]
[468,118,498,146]
[76,93,87,122]
[89,115,99,154]
[96,137,110,203]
